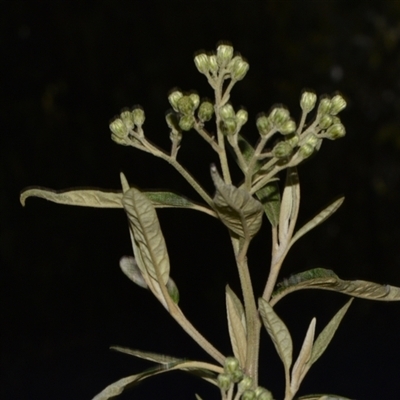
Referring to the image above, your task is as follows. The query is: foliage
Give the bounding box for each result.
[21,42,400,400]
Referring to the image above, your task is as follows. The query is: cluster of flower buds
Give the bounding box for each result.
[194,44,249,81]
[256,106,296,138]
[219,103,248,136]
[240,386,273,400]
[168,90,200,132]
[109,107,145,144]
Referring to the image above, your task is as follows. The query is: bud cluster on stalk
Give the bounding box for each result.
[219,103,248,136]
[109,107,145,144]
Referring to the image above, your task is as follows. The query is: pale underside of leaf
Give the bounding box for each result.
[226,285,247,367]
[290,197,344,248]
[123,188,170,285]
[211,165,264,238]
[258,298,293,372]
[119,255,148,288]
[271,268,400,305]
[20,186,215,216]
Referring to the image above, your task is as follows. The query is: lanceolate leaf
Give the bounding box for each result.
[297,394,353,400]
[20,186,215,216]
[271,268,400,305]
[225,285,247,367]
[290,197,344,248]
[123,188,170,285]
[309,299,353,366]
[258,298,293,372]
[211,165,263,238]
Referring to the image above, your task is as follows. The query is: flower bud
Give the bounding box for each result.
[217,44,234,66]
[168,91,183,112]
[298,143,314,159]
[318,97,332,115]
[256,115,273,136]
[194,53,209,74]
[230,57,249,81]
[198,101,214,122]
[219,103,235,120]
[286,133,299,147]
[254,387,273,400]
[224,357,240,375]
[279,119,296,135]
[221,118,237,135]
[238,376,253,393]
[318,114,333,129]
[241,389,256,400]
[236,109,248,127]
[273,141,292,158]
[179,115,195,131]
[132,108,145,127]
[330,94,346,115]
[189,93,200,110]
[325,123,346,139]
[217,373,232,391]
[208,55,218,74]
[177,96,195,115]
[300,91,317,113]
[305,134,319,147]
[269,107,290,127]
[120,111,134,130]
[109,118,128,138]
[230,369,244,383]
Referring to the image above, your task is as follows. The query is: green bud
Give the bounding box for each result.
[120,111,134,130]
[305,134,319,147]
[179,115,195,131]
[241,389,256,400]
[279,119,296,135]
[132,108,145,127]
[230,368,244,383]
[318,114,333,129]
[168,91,183,112]
[273,141,292,158]
[198,101,214,122]
[254,387,273,400]
[224,357,240,375]
[269,107,290,127]
[330,94,347,115]
[236,109,248,127]
[177,96,195,115]
[208,55,218,74]
[219,103,235,120]
[298,143,314,159]
[217,373,232,392]
[109,118,128,138]
[300,91,317,113]
[217,44,234,66]
[256,115,273,136]
[286,133,299,147]
[221,117,237,135]
[230,56,249,81]
[318,97,332,115]
[189,93,200,110]
[238,376,253,392]
[194,53,209,74]
[325,123,346,139]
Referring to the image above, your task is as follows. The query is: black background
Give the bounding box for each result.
[2,1,400,399]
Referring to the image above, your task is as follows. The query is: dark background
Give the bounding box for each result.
[2,1,400,399]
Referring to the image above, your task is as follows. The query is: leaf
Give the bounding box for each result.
[119,256,148,288]
[166,277,180,304]
[110,346,183,364]
[123,188,170,285]
[225,285,247,367]
[258,298,293,372]
[211,165,263,238]
[195,395,204,400]
[290,197,344,248]
[271,268,400,305]
[20,186,215,216]
[290,318,316,394]
[297,394,353,400]
[309,299,353,366]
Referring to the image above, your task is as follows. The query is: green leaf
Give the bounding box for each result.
[258,298,293,372]
[309,299,353,366]
[271,268,400,304]
[297,394,353,400]
[290,197,344,248]
[226,285,247,367]
[166,277,180,304]
[110,346,183,364]
[211,165,263,238]
[123,188,170,285]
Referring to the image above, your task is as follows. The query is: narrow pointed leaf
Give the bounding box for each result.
[110,346,183,364]
[290,318,316,393]
[290,197,344,248]
[259,298,293,371]
[226,285,247,367]
[297,395,353,400]
[309,299,353,366]
[211,165,263,238]
[123,188,170,285]
[195,395,204,400]
[271,268,400,305]
[120,172,130,193]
